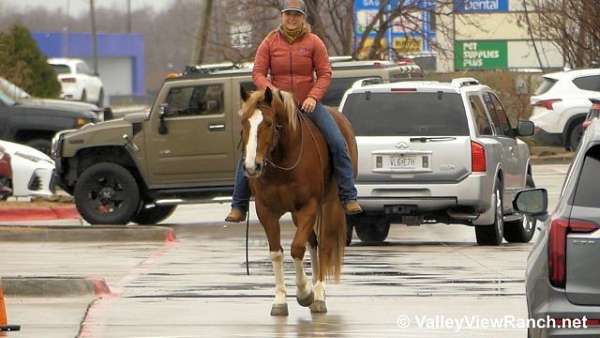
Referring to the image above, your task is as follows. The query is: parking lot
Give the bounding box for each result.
[0,163,568,338]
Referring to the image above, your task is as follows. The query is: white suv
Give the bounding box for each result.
[48,58,104,107]
[340,78,535,246]
[530,68,600,150]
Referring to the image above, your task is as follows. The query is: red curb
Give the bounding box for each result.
[0,207,80,221]
[165,229,176,243]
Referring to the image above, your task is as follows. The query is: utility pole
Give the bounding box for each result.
[90,0,99,75]
[191,0,214,65]
[127,0,132,33]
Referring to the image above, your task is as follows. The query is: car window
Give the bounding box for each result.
[468,95,493,136]
[573,75,600,92]
[77,63,92,75]
[342,92,469,136]
[321,76,382,107]
[534,77,558,95]
[165,84,224,118]
[483,93,512,137]
[51,64,71,75]
[572,145,600,208]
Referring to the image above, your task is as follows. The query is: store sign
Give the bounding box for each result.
[455,41,508,70]
[393,37,422,53]
[454,0,509,12]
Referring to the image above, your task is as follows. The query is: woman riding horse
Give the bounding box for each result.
[225,0,362,223]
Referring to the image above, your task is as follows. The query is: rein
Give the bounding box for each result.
[264,111,305,171]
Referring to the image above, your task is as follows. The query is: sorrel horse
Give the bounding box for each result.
[239,86,358,316]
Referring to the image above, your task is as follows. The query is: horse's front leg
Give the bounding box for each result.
[291,201,318,308]
[255,203,288,316]
[308,232,327,313]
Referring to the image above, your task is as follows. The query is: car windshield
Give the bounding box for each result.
[534,77,558,95]
[51,64,71,75]
[0,78,31,100]
[342,92,469,136]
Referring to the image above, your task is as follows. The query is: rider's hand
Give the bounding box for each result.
[301,97,317,113]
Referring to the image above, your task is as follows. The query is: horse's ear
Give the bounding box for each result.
[240,86,250,102]
[264,86,273,105]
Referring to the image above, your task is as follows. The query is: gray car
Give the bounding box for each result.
[515,119,600,338]
[339,78,535,245]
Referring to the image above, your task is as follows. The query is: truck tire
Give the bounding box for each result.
[504,174,536,243]
[74,162,140,225]
[26,138,52,155]
[475,179,504,246]
[353,215,390,244]
[132,205,177,225]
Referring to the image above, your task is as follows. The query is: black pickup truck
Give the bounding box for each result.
[0,86,98,154]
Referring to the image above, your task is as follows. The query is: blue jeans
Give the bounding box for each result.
[231,103,358,211]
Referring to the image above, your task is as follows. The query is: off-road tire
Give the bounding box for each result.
[132,205,177,225]
[74,162,140,225]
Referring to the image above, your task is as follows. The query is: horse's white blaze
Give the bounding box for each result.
[245,109,263,171]
[270,251,287,304]
[294,258,312,299]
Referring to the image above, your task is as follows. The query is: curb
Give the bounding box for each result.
[0,207,80,222]
[531,155,575,165]
[0,226,176,242]
[2,277,111,298]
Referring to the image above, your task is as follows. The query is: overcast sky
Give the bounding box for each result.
[3,0,176,17]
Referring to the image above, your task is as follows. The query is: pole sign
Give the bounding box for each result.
[453,0,509,13]
[454,40,508,70]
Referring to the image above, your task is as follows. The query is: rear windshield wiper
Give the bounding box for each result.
[410,137,457,143]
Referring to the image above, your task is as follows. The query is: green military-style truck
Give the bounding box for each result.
[51,61,418,225]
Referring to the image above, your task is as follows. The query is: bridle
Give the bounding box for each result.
[264,110,305,171]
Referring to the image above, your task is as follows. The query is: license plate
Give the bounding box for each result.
[389,155,418,169]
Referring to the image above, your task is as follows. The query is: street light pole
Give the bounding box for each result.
[90,0,99,75]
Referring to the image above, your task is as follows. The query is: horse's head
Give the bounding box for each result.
[239,86,297,177]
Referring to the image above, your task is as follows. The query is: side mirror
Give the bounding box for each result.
[158,103,169,135]
[513,188,548,218]
[517,120,535,137]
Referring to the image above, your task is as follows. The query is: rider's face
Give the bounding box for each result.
[281,11,305,30]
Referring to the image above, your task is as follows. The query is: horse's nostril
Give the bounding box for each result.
[255,163,262,172]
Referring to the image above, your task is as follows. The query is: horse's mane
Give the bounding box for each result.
[241,88,298,132]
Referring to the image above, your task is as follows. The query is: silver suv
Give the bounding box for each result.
[515,119,600,337]
[339,78,535,246]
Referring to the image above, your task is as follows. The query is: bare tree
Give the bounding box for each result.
[526,0,600,68]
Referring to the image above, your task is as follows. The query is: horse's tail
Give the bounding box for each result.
[317,182,346,282]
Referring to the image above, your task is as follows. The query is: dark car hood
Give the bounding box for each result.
[23,98,101,113]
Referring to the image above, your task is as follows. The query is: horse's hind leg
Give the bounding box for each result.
[308,232,327,314]
[256,203,288,316]
[291,202,318,308]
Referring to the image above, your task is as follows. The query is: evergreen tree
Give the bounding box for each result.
[0,24,61,98]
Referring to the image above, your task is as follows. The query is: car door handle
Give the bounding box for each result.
[209,124,225,131]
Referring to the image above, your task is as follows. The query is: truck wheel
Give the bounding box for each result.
[26,139,52,155]
[74,162,140,225]
[475,179,504,246]
[132,205,177,225]
[354,215,390,244]
[504,175,536,243]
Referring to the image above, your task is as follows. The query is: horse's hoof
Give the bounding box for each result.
[310,300,327,313]
[296,290,314,307]
[270,303,289,316]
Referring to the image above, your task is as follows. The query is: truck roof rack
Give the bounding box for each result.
[184,62,251,76]
[451,77,480,88]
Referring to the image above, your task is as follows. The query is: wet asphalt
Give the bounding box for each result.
[1,164,568,338]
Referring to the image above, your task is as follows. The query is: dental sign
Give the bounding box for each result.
[454,0,509,12]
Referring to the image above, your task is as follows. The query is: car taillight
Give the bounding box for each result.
[0,153,12,178]
[548,218,599,288]
[61,77,77,83]
[471,141,486,172]
[533,99,562,110]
